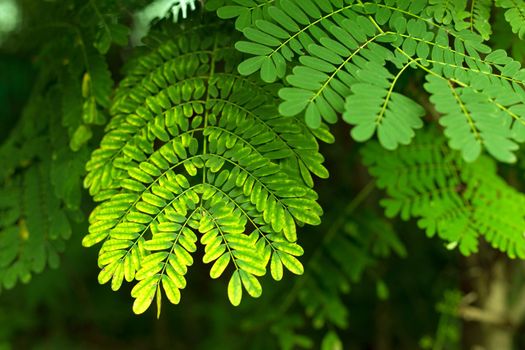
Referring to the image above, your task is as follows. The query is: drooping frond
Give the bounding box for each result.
[83,17,328,314]
[233,0,431,144]
[0,162,70,292]
[466,0,493,39]
[219,0,525,163]
[426,0,493,40]
[362,128,525,257]
[0,0,139,292]
[0,94,77,291]
[423,42,525,163]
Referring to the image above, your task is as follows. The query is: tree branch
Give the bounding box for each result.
[509,283,525,326]
[458,305,509,327]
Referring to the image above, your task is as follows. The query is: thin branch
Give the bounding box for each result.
[458,305,510,327]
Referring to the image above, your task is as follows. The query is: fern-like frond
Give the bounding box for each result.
[345,5,525,160]
[234,0,364,83]
[0,2,114,289]
[225,0,525,162]
[425,46,525,162]
[83,17,328,314]
[426,0,469,27]
[0,158,71,291]
[424,0,493,40]
[424,72,516,162]
[466,0,493,39]
[495,0,525,39]
[426,0,493,39]
[362,128,525,258]
[229,0,428,145]
[0,89,85,290]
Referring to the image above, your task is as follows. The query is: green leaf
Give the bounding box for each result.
[132,277,157,314]
[228,270,243,306]
[162,275,181,304]
[235,41,274,56]
[321,331,343,350]
[70,124,93,151]
[239,270,262,298]
[270,253,283,281]
[278,252,304,275]
[94,22,129,54]
[210,253,230,279]
[237,56,266,76]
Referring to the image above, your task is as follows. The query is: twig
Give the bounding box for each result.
[458,305,510,327]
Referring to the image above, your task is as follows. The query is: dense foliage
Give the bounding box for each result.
[3,0,525,349]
